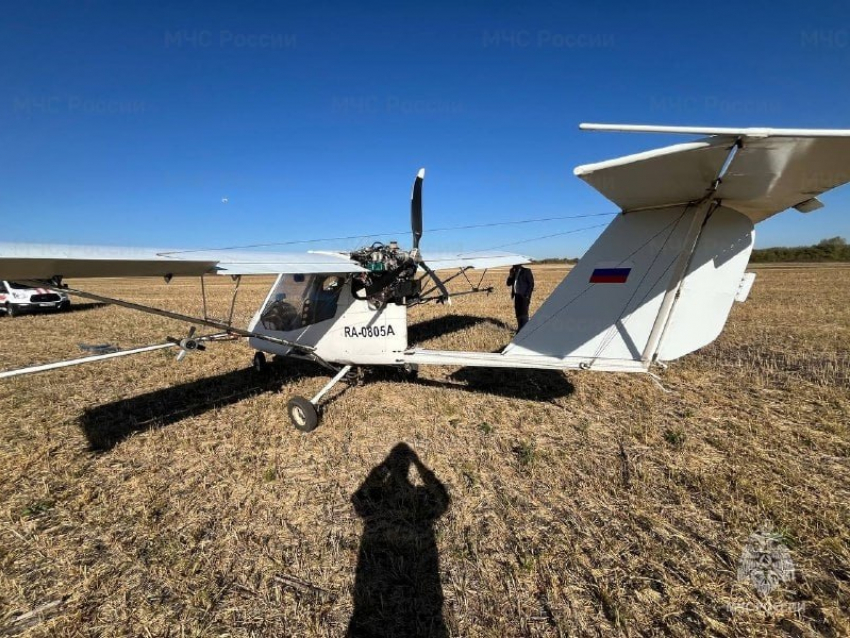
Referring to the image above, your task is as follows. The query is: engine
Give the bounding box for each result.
[349,241,421,308]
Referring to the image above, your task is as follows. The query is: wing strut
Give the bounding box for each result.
[640,138,741,363]
[22,280,316,353]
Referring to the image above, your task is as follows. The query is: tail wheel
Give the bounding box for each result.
[252,351,268,373]
[287,396,319,432]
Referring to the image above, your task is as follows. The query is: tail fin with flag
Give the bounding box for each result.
[502,125,850,370]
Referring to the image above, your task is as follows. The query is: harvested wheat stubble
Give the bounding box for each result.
[0,266,848,637]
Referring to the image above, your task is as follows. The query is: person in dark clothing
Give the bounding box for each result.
[506,264,534,331]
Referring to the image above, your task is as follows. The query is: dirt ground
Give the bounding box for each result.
[1,265,848,637]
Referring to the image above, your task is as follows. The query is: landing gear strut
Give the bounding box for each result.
[286,364,352,432]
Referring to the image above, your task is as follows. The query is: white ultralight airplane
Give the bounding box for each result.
[2,123,850,431]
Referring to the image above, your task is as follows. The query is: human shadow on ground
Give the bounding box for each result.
[348,443,450,638]
[78,360,326,452]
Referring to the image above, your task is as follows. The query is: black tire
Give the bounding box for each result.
[59,300,71,312]
[252,351,267,373]
[287,396,319,432]
[398,364,419,382]
[6,303,19,318]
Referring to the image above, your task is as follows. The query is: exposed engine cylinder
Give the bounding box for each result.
[350,241,420,307]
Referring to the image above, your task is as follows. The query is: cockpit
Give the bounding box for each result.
[259,273,346,332]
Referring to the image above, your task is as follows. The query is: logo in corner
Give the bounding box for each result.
[736,525,795,597]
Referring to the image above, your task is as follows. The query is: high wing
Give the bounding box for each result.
[422,250,531,271]
[0,244,531,282]
[0,243,365,280]
[575,124,850,222]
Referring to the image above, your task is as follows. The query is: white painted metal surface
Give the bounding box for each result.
[247,275,408,364]
[575,131,850,223]
[0,243,367,280]
[402,349,648,372]
[0,243,218,279]
[0,342,178,379]
[502,205,698,366]
[0,243,528,281]
[713,136,850,222]
[580,123,850,137]
[311,365,352,403]
[735,272,757,303]
[640,200,714,363]
[654,207,754,361]
[422,251,531,270]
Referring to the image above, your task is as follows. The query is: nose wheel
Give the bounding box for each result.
[285,364,352,432]
[287,397,319,432]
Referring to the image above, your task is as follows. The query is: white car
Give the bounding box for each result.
[0,281,70,317]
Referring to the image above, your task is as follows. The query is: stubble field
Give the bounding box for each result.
[1,265,848,637]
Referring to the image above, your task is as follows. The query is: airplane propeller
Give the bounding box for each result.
[411,168,424,250]
[166,326,206,362]
[410,168,451,303]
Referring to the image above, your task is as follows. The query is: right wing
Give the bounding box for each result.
[0,243,365,280]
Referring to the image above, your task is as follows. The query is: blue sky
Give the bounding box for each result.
[2,0,849,258]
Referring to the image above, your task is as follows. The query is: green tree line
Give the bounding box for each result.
[537,237,849,264]
[750,237,850,263]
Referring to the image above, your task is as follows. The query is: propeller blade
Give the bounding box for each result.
[411,168,425,250]
[169,326,205,362]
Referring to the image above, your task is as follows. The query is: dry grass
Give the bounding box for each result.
[0,266,848,637]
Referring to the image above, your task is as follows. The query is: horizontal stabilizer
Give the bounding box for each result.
[576,126,850,222]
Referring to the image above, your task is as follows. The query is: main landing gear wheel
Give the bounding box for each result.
[287,397,319,433]
[252,351,267,374]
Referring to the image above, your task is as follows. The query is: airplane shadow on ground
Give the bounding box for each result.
[80,314,573,451]
[361,366,575,403]
[348,442,450,638]
[383,313,575,402]
[62,302,108,315]
[12,302,106,318]
[78,360,327,452]
[407,313,513,345]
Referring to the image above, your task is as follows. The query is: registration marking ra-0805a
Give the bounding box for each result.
[344,325,397,338]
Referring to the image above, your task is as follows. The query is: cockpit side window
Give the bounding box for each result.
[303,275,344,325]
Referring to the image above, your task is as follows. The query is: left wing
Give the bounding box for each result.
[0,243,365,280]
[421,250,531,271]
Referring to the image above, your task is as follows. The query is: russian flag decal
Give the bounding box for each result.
[589,267,631,284]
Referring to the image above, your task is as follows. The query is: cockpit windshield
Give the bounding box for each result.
[259,274,345,332]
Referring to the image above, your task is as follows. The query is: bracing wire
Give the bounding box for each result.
[476,223,611,252]
[160,211,619,255]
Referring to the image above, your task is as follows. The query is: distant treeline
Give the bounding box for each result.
[750,237,850,263]
[535,257,579,264]
[536,237,850,265]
